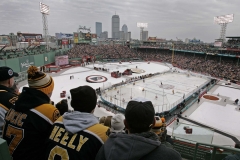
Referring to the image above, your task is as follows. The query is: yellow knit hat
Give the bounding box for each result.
[27,66,54,95]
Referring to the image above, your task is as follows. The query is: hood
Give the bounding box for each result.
[63,111,99,134]
[15,87,50,112]
[103,132,160,160]
[0,84,17,95]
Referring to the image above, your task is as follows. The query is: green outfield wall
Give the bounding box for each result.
[0,50,66,73]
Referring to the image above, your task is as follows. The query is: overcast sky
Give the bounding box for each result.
[0,0,240,42]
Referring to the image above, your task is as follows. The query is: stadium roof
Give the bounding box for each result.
[226,36,240,39]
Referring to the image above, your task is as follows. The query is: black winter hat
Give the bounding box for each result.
[0,66,18,81]
[125,97,155,133]
[56,99,68,115]
[70,85,97,113]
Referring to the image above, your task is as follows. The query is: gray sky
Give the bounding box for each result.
[0,0,240,42]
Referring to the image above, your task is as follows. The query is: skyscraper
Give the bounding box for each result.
[112,15,120,39]
[122,24,128,33]
[142,31,148,41]
[96,22,102,37]
[100,31,108,39]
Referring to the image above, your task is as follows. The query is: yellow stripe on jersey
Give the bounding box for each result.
[85,124,109,143]
[34,104,60,123]
[55,116,63,124]
[0,103,9,111]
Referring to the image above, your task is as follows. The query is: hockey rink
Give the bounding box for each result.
[102,72,209,112]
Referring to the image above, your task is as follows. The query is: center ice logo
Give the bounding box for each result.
[86,75,108,83]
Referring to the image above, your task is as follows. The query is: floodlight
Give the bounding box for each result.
[40,2,50,15]
[214,14,234,24]
[214,14,234,42]
[137,23,148,28]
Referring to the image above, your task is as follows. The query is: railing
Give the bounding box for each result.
[193,142,240,160]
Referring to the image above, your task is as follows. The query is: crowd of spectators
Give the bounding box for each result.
[138,50,240,81]
[67,44,137,59]
[223,39,240,49]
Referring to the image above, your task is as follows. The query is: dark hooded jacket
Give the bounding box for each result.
[2,87,60,160]
[95,132,181,160]
[0,84,18,136]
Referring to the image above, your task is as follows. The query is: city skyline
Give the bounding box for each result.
[0,0,240,42]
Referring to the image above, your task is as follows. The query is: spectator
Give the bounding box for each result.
[0,66,19,137]
[99,116,106,124]
[104,116,112,127]
[95,97,181,160]
[45,85,109,160]
[223,143,240,160]
[108,114,125,135]
[2,66,60,160]
[55,99,68,115]
[11,82,20,95]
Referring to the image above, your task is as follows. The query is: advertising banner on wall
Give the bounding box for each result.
[62,39,69,45]
[19,56,35,72]
[55,55,69,66]
[55,33,73,39]
[0,35,12,46]
[92,34,97,43]
[214,41,222,47]
[17,33,43,42]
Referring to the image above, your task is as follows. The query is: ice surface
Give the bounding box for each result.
[213,86,240,101]
[189,102,240,137]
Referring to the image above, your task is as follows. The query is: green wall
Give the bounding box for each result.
[0,60,6,66]
[0,49,68,73]
[34,54,44,67]
[5,58,20,73]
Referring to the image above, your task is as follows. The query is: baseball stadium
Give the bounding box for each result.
[0,1,240,160]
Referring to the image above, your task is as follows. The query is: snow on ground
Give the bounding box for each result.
[51,70,125,105]
[168,121,214,144]
[60,67,91,75]
[87,62,170,77]
[213,86,240,101]
[189,101,240,137]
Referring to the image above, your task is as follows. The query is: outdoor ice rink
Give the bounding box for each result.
[102,72,209,112]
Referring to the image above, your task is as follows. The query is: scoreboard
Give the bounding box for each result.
[73,32,91,43]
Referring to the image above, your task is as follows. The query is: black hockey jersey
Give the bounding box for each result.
[0,85,18,136]
[45,116,109,160]
[2,87,60,160]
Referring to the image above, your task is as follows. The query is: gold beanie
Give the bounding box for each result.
[27,66,54,95]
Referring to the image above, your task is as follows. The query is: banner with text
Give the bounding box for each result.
[19,56,35,72]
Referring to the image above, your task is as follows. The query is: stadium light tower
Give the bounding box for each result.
[214,14,234,42]
[137,23,148,41]
[40,2,50,51]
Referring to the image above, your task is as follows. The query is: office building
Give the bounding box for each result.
[122,24,128,33]
[142,31,148,41]
[100,31,108,39]
[119,31,124,40]
[96,22,102,37]
[112,15,120,39]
